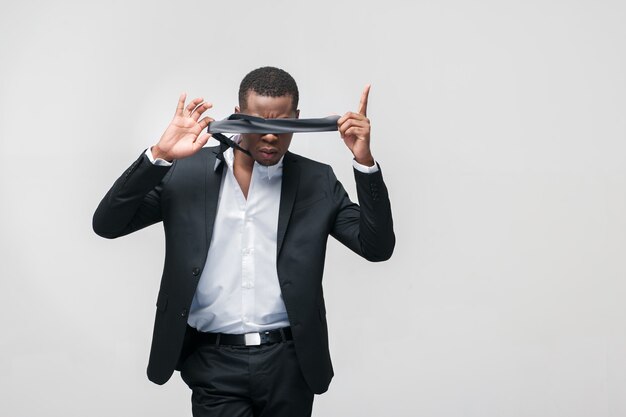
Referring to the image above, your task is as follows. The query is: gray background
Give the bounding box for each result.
[1,0,625,416]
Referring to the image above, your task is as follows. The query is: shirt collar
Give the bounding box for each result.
[217,135,284,180]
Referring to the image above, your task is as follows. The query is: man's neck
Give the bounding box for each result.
[233,149,254,199]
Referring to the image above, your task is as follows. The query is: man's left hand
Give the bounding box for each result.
[338,84,375,167]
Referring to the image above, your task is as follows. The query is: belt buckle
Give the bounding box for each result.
[244,332,261,346]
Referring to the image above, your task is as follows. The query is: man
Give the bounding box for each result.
[93,67,395,416]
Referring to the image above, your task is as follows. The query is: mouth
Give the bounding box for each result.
[258,148,278,158]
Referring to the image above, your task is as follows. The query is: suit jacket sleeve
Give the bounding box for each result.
[92,152,174,239]
[329,164,395,262]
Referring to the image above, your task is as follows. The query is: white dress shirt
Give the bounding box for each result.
[145,137,378,334]
[190,142,289,333]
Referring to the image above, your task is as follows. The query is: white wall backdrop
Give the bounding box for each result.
[1,0,625,416]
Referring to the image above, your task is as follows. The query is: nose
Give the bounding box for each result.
[261,133,279,143]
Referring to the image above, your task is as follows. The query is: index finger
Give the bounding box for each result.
[175,92,187,117]
[358,84,371,116]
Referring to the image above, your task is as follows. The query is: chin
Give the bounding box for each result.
[253,153,281,166]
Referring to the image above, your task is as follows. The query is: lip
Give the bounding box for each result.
[259,147,277,153]
[258,148,277,157]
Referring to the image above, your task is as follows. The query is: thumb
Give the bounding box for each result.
[194,132,211,150]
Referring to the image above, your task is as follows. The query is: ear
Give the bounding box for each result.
[295,109,300,119]
[235,106,240,114]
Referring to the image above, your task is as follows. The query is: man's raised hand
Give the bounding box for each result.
[338,84,374,167]
[151,93,213,162]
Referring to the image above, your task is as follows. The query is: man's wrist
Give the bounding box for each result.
[151,145,173,163]
[146,147,173,167]
[354,153,375,167]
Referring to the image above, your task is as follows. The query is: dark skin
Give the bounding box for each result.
[151,85,374,199]
[232,91,299,197]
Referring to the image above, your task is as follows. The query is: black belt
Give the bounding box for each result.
[192,326,293,347]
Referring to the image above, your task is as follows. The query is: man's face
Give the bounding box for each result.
[236,91,299,166]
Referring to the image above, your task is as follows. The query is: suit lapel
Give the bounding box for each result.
[277,152,300,257]
[205,145,227,248]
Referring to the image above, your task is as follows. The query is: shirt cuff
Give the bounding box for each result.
[352,159,379,174]
[145,148,173,167]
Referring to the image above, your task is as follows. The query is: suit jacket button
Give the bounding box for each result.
[192,267,200,276]
[180,309,188,317]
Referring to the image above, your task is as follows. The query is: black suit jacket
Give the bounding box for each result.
[93,145,395,394]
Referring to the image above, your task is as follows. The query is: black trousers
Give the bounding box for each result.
[179,338,314,417]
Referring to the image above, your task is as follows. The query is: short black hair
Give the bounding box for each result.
[238,66,299,111]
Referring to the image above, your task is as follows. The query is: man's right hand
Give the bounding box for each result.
[151,93,214,162]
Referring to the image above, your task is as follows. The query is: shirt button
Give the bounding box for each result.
[192,267,200,276]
